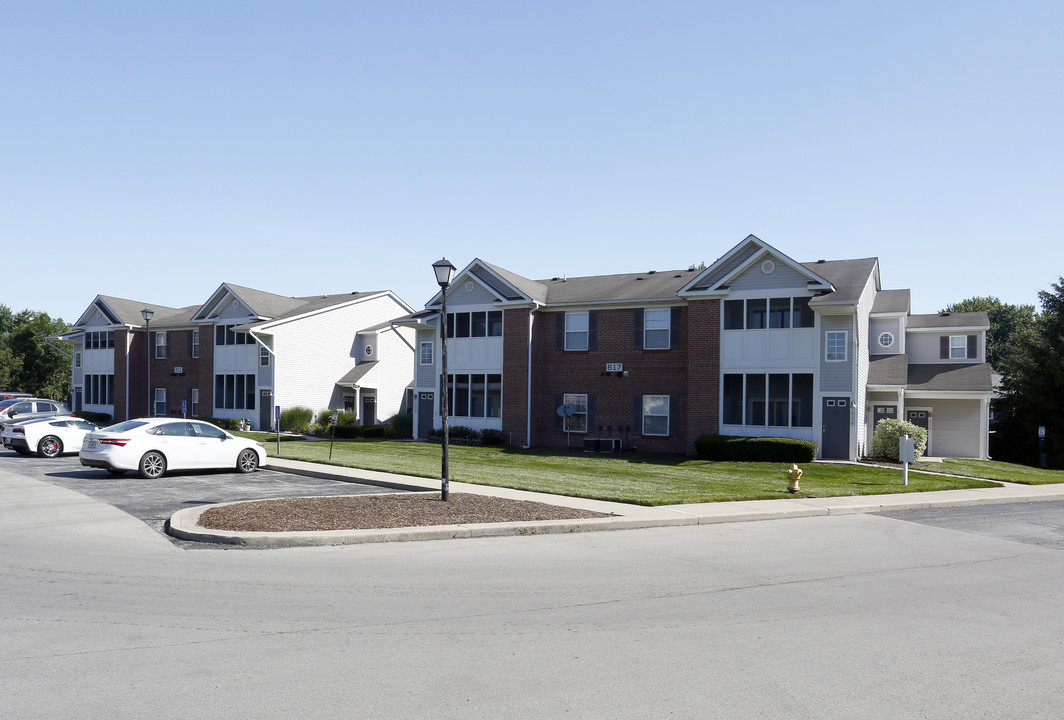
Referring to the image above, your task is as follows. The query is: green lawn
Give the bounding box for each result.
[247,438,1001,506]
[922,458,1064,485]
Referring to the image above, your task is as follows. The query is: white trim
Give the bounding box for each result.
[825,330,848,362]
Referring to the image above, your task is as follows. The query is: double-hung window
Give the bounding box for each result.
[949,335,967,359]
[191,329,199,358]
[643,309,670,349]
[565,312,589,351]
[259,345,270,367]
[825,331,847,362]
[420,342,433,365]
[642,395,669,436]
[563,393,587,432]
[155,331,167,359]
[154,388,167,416]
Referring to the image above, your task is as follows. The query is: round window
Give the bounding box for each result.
[365,345,373,356]
[878,332,894,348]
[760,259,775,274]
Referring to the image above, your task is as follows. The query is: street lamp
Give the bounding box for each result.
[141,307,154,417]
[432,257,456,501]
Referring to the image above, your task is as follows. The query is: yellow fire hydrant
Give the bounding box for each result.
[786,463,803,494]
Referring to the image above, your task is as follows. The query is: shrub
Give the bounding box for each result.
[871,418,927,461]
[334,424,363,439]
[360,424,388,438]
[450,426,480,440]
[385,411,413,439]
[694,434,819,463]
[279,406,314,434]
[201,417,240,431]
[480,428,504,446]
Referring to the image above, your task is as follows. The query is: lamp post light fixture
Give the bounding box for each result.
[141,307,154,417]
[432,257,456,501]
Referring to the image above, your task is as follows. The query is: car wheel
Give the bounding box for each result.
[138,451,167,479]
[236,448,259,473]
[106,468,126,476]
[38,435,63,458]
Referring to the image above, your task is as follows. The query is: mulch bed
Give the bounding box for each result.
[197,493,612,533]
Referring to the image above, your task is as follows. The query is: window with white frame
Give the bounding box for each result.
[85,374,115,405]
[878,332,894,348]
[191,388,199,417]
[259,344,270,367]
[565,312,589,351]
[74,352,82,369]
[214,374,257,410]
[563,393,587,432]
[445,373,502,418]
[191,329,199,358]
[644,309,670,349]
[155,331,167,359]
[420,342,433,365]
[642,395,669,436]
[825,330,847,361]
[154,388,166,416]
[723,298,815,330]
[950,335,967,359]
[722,372,813,427]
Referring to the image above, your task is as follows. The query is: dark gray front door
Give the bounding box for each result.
[907,409,930,453]
[822,397,850,459]
[362,396,376,426]
[418,393,434,439]
[74,387,83,412]
[873,405,897,431]
[259,390,273,431]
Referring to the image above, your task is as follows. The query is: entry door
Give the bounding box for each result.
[821,397,851,459]
[362,396,376,426]
[74,387,83,412]
[259,390,273,431]
[418,393,434,439]
[906,409,930,454]
[873,405,897,431]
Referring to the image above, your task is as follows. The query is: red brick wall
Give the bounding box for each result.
[529,307,693,454]
[684,298,721,453]
[116,328,213,420]
[502,309,531,446]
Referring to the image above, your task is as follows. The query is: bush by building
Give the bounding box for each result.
[694,434,819,463]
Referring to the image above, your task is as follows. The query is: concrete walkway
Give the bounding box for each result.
[167,457,1064,547]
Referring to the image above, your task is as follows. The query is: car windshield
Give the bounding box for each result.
[103,420,149,432]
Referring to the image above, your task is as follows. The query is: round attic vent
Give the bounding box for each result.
[464,281,474,292]
[365,345,373,357]
[761,259,775,274]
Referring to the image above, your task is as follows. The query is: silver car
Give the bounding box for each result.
[0,399,75,437]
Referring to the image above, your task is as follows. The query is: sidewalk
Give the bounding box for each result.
[167,457,1064,547]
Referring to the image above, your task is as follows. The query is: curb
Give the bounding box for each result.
[165,460,1064,547]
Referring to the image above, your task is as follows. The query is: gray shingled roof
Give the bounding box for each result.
[872,289,910,314]
[868,354,909,386]
[907,312,990,329]
[478,262,548,304]
[802,258,878,306]
[95,295,180,326]
[907,363,993,392]
[537,268,701,305]
[336,361,378,386]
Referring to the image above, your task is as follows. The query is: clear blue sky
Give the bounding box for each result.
[4,1,1061,322]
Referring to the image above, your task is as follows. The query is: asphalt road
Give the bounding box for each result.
[3,455,1064,718]
[0,447,396,546]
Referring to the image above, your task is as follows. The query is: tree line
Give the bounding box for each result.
[0,306,71,400]
[944,282,1064,468]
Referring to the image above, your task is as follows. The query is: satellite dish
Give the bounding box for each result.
[556,403,577,418]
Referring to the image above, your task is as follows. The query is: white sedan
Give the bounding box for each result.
[80,418,267,479]
[2,416,98,457]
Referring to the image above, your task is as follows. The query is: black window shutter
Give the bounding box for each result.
[670,307,680,349]
[554,394,564,431]
[588,311,598,351]
[587,394,597,434]
[939,336,948,359]
[633,394,643,434]
[188,330,194,357]
[669,396,679,437]
[967,335,977,359]
[164,332,170,359]
[556,313,565,350]
[633,309,644,349]
[149,332,156,359]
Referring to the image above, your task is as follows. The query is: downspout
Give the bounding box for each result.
[125,329,132,421]
[524,307,535,448]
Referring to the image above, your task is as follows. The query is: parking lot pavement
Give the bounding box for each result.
[0,448,401,547]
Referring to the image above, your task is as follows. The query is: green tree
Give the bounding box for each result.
[941,296,1036,372]
[3,310,71,399]
[993,280,1064,467]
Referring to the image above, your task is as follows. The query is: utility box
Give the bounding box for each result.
[899,435,916,464]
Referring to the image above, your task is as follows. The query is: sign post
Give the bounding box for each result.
[899,434,915,486]
[181,400,187,419]
[328,410,339,460]
[275,405,281,455]
[1039,426,1048,468]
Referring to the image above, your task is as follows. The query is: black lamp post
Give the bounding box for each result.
[432,257,456,501]
[141,307,154,417]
